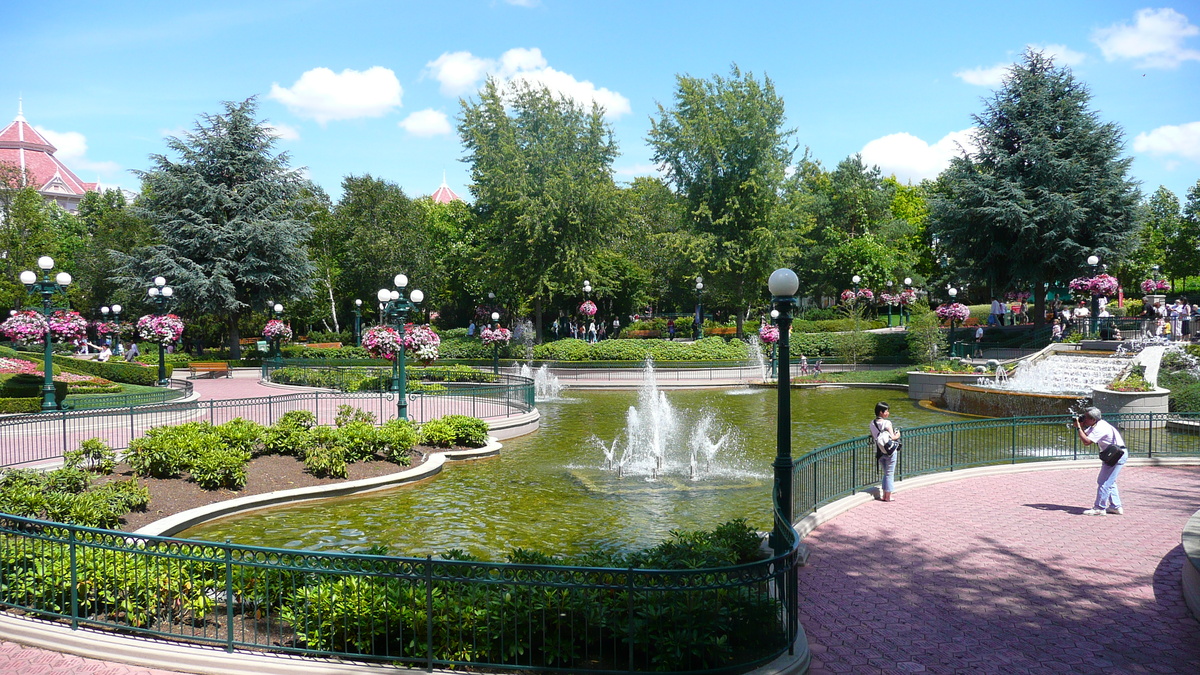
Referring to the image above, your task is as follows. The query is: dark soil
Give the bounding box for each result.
[99,451,434,532]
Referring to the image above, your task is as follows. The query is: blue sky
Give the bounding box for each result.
[4,1,1199,204]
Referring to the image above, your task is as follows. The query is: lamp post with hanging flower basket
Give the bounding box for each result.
[481,312,511,375]
[760,319,780,379]
[15,256,73,411]
[143,276,178,386]
[937,289,970,357]
[767,268,799,556]
[370,274,425,421]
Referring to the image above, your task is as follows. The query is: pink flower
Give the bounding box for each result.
[481,326,512,345]
[935,303,970,322]
[840,290,856,303]
[758,324,780,344]
[579,300,597,317]
[263,319,293,343]
[137,314,185,345]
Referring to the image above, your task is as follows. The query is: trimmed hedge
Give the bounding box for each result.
[41,356,172,386]
[532,337,748,362]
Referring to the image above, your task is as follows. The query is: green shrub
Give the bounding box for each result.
[0,397,43,414]
[1171,381,1200,412]
[93,478,150,513]
[437,336,498,360]
[336,421,380,463]
[531,337,747,362]
[216,418,265,454]
[52,357,166,385]
[440,415,490,448]
[418,418,457,447]
[335,404,377,427]
[135,352,192,366]
[65,438,117,476]
[44,467,91,494]
[378,419,416,464]
[190,446,251,490]
[277,410,317,430]
[127,429,188,478]
[280,345,375,360]
[1122,299,1143,318]
[304,428,347,478]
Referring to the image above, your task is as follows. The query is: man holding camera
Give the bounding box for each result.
[1075,407,1127,516]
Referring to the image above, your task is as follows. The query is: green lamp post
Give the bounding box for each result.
[694,277,704,340]
[353,298,363,347]
[885,280,894,327]
[378,274,424,421]
[767,267,799,556]
[901,277,913,327]
[491,311,501,375]
[19,256,72,412]
[147,276,174,386]
[947,287,959,357]
[100,304,123,356]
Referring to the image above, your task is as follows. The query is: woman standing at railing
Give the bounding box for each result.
[870,402,901,502]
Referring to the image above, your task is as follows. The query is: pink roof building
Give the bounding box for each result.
[0,101,98,213]
[429,173,463,204]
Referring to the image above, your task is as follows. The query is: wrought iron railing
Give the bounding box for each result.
[793,412,1200,517]
[67,378,193,410]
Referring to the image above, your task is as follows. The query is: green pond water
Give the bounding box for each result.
[180,386,961,560]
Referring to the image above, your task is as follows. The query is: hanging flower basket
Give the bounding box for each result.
[880,293,900,306]
[856,288,874,302]
[404,325,441,363]
[899,289,917,305]
[839,290,856,303]
[758,324,780,344]
[935,303,970,323]
[137,314,185,345]
[363,325,403,360]
[92,320,120,337]
[579,300,597,317]
[0,311,48,343]
[480,326,512,346]
[1089,274,1119,297]
[263,319,293,343]
[49,310,88,342]
[1140,279,1169,294]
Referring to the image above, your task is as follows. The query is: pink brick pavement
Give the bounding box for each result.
[799,465,1200,674]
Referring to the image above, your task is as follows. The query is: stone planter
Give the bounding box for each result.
[907,371,988,401]
[1090,385,1169,428]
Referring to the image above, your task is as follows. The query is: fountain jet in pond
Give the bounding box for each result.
[595,359,742,481]
[519,364,565,401]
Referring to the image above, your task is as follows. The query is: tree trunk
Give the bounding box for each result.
[326,274,340,333]
[229,312,241,361]
[734,312,744,339]
[535,297,544,344]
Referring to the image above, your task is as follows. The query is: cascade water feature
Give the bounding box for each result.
[596,359,739,481]
[747,336,769,381]
[518,363,565,401]
[983,352,1133,396]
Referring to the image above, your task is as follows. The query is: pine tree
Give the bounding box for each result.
[930,49,1140,326]
[118,98,315,357]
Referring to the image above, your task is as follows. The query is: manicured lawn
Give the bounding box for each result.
[795,366,911,385]
[65,382,166,406]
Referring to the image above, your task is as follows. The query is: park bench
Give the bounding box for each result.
[304,342,343,349]
[626,330,661,339]
[706,327,737,337]
[238,337,260,346]
[189,362,231,379]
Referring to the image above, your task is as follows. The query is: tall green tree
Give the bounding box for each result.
[459,79,622,339]
[929,49,1140,325]
[118,98,316,357]
[648,65,798,334]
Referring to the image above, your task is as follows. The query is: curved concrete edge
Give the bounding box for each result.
[746,630,811,675]
[794,456,1200,540]
[1184,507,1200,623]
[485,408,540,439]
[0,611,440,675]
[133,439,503,538]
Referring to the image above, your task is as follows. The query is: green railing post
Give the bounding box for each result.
[1011,422,1017,464]
[426,555,434,672]
[627,566,635,671]
[69,528,78,630]
[225,542,235,652]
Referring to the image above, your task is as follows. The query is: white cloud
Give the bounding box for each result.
[504,0,540,6]
[1133,121,1200,162]
[859,128,978,183]
[34,126,121,175]
[399,109,453,137]
[1092,8,1200,68]
[1031,43,1087,66]
[268,66,403,125]
[262,122,300,141]
[425,47,632,118]
[954,63,1008,86]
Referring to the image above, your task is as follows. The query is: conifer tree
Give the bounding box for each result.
[930,50,1139,326]
[118,98,315,357]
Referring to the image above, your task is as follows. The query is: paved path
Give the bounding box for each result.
[799,466,1200,674]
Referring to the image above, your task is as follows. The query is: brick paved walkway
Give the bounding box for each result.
[799,465,1200,674]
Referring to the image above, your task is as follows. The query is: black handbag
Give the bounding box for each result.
[1098,444,1125,467]
[874,421,901,456]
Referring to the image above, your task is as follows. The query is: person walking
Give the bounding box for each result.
[1076,407,1127,516]
[870,402,901,502]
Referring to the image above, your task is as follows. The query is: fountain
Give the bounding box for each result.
[747,336,769,381]
[596,359,740,481]
[519,363,565,401]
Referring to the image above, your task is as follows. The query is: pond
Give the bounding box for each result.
[180,385,962,560]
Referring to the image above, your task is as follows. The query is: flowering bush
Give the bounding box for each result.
[404,325,441,363]
[480,326,512,345]
[137,314,185,345]
[758,324,779,344]
[1,310,47,343]
[1140,279,1170,294]
[579,300,597,317]
[935,303,970,323]
[263,319,293,343]
[839,290,856,303]
[856,288,874,302]
[362,325,404,360]
[49,311,87,342]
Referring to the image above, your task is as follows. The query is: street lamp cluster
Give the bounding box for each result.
[147,276,175,386]
[20,257,72,411]
[766,267,799,557]
[694,277,704,340]
[377,274,424,421]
